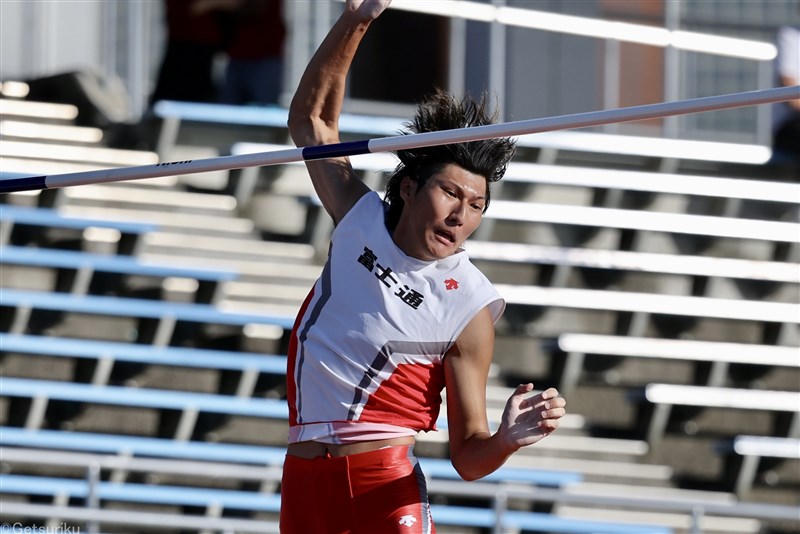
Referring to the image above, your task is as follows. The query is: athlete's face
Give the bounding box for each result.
[394,164,487,261]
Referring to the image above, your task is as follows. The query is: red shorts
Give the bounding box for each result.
[280,445,436,534]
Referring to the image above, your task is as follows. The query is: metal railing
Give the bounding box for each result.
[308,0,781,143]
[2,446,798,534]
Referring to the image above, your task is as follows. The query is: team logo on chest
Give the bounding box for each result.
[444,278,459,290]
[357,246,425,310]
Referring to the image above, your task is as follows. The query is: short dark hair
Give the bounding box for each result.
[383,89,516,230]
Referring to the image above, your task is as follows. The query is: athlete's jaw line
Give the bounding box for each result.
[394,164,486,262]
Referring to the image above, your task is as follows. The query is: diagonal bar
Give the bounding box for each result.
[1,85,798,194]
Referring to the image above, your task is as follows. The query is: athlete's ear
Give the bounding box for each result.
[399,175,416,203]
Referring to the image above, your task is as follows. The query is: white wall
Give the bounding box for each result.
[0,0,104,81]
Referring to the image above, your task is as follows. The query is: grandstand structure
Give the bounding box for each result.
[2,2,800,533]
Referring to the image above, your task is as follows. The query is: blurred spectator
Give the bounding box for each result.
[220,0,286,106]
[772,22,800,164]
[150,0,238,105]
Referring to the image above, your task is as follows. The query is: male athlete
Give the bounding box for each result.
[280,1,567,532]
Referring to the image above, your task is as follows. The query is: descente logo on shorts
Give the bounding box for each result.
[398,514,417,527]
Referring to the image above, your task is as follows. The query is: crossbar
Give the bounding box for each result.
[1,86,797,193]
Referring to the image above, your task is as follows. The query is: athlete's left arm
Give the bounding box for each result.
[444,306,567,481]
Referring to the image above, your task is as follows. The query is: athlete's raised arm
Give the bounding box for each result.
[287,0,392,225]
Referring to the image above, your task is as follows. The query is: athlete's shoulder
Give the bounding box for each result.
[332,191,385,238]
[349,190,384,218]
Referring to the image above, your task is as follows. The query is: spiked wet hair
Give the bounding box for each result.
[383,89,516,230]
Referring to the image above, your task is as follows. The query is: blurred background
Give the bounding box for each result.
[1,0,798,142]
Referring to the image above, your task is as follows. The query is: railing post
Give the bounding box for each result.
[492,488,509,534]
[690,504,705,534]
[663,0,683,142]
[86,463,101,534]
[490,0,508,122]
[126,0,147,120]
[756,59,774,146]
[603,39,621,134]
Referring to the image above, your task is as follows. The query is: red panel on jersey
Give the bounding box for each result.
[359,362,445,431]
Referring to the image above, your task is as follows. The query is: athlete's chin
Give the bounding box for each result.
[427,242,459,260]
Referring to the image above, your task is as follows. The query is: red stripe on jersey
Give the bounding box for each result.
[287,286,316,426]
[358,361,446,431]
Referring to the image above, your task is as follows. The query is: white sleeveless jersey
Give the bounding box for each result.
[287,192,505,444]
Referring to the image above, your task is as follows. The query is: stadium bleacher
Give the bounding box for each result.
[0,245,238,302]
[2,83,799,534]
[0,119,104,145]
[0,333,285,394]
[0,288,295,345]
[0,97,78,124]
[722,435,800,497]
[553,333,800,394]
[634,383,800,446]
[0,204,157,255]
[0,473,680,534]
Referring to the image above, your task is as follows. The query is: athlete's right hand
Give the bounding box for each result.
[346,0,392,22]
[498,384,567,450]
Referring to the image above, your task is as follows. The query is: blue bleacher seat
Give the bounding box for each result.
[429,504,672,533]
[0,333,285,375]
[0,288,294,346]
[0,377,289,420]
[0,245,238,302]
[418,457,581,487]
[0,288,294,328]
[0,376,289,441]
[0,333,287,399]
[1,204,157,254]
[0,245,238,282]
[0,427,581,488]
[0,426,287,465]
[0,473,283,511]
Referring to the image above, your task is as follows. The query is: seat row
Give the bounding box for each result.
[3,207,798,348]
[1,350,796,481]
[2,426,796,533]
[229,141,800,262]
[5,202,798,299]
[2,277,796,350]
[0,472,673,534]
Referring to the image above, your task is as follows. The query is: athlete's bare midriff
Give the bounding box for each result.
[287,436,416,458]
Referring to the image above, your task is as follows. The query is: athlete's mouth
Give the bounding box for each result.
[434,229,456,244]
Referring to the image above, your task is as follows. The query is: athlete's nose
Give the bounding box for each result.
[447,201,468,225]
